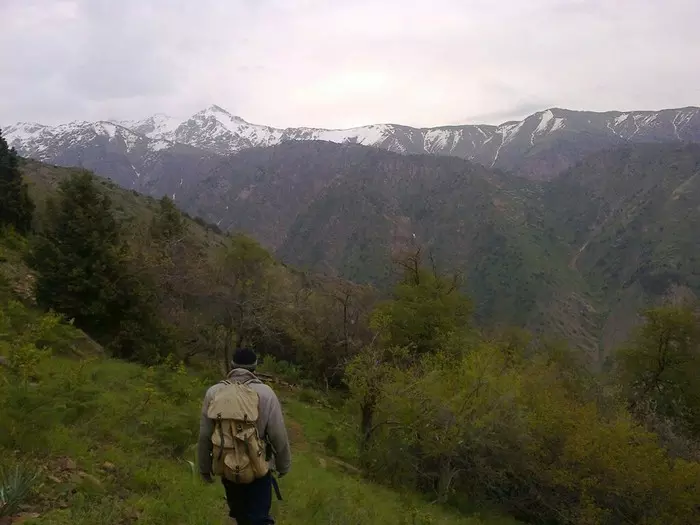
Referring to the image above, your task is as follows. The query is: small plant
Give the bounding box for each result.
[0,463,40,518]
[6,342,49,383]
[324,433,339,455]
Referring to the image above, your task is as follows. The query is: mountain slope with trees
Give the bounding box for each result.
[173,140,700,361]
[182,141,598,354]
[544,142,700,352]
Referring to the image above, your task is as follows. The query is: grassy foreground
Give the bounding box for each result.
[0,335,517,525]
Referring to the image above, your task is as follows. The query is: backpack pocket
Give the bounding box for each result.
[223,446,255,484]
[238,425,270,478]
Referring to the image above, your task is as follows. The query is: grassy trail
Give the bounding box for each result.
[0,352,516,525]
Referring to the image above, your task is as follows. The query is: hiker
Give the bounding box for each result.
[198,347,292,525]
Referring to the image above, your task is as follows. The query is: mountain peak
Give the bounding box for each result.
[193,105,253,126]
[206,104,229,114]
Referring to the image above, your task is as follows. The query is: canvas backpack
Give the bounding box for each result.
[206,377,270,484]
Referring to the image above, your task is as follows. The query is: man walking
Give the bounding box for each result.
[198,347,292,524]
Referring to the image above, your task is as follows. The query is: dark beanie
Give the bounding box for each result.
[231,347,257,370]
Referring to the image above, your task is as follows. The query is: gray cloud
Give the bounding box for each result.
[1,0,698,129]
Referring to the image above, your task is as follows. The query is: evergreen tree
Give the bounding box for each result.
[0,129,34,233]
[150,195,186,242]
[27,170,166,361]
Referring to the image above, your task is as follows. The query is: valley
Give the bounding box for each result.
[4,105,700,361]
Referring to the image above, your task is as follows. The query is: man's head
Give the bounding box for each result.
[231,347,257,371]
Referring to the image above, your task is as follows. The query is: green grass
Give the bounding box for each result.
[0,342,517,524]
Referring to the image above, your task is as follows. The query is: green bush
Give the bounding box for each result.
[361,344,700,524]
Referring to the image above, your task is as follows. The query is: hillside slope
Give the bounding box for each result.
[544,142,700,351]
[181,140,700,361]
[183,141,598,355]
[19,157,226,245]
[0,292,517,525]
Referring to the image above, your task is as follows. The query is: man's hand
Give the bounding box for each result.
[201,473,215,484]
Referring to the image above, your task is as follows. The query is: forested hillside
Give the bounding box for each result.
[543,143,700,351]
[177,140,700,362]
[1,129,700,524]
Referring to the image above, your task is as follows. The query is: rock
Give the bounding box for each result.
[317,458,327,469]
[58,457,77,471]
[0,355,8,367]
[101,461,116,472]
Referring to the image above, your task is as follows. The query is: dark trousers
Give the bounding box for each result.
[222,473,275,524]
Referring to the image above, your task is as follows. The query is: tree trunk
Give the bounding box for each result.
[223,326,234,374]
[436,456,455,503]
[360,397,375,452]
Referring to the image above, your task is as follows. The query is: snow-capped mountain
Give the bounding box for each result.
[4,104,700,194]
[3,118,221,199]
[115,104,700,169]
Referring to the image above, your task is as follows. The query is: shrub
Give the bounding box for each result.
[362,344,700,524]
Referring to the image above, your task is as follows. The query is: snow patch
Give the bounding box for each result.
[551,118,565,132]
[614,113,629,126]
[672,111,682,139]
[500,120,524,145]
[94,122,117,139]
[642,114,658,126]
[491,121,523,167]
[630,114,643,137]
[535,110,554,134]
[606,121,621,137]
[306,124,389,146]
[423,129,453,152]
[150,139,172,152]
[676,109,697,132]
[529,110,564,145]
[121,131,140,151]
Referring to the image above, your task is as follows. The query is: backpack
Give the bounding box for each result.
[206,378,270,484]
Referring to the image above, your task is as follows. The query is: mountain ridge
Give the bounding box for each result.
[5,104,700,187]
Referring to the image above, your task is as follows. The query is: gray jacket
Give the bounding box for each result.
[197,368,292,476]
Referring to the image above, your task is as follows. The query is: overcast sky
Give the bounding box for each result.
[1,0,699,129]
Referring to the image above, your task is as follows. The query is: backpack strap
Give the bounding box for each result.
[222,375,262,386]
